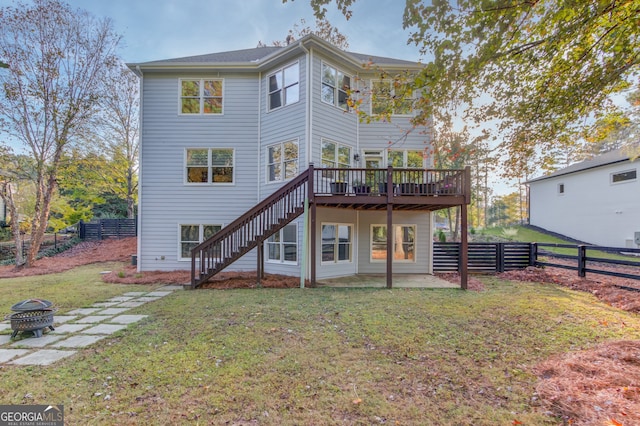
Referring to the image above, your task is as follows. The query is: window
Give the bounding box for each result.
[321,223,352,263]
[267,141,299,182]
[612,169,637,183]
[180,79,223,114]
[387,150,424,168]
[321,63,351,110]
[371,80,412,115]
[186,148,234,184]
[558,183,565,194]
[268,62,299,110]
[371,225,416,262]
[266,224,297,264]
[180,224,221,259]
[321,139,352,181]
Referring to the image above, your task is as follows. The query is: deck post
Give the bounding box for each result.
[256,241,263,287]
[309,164,316,286]
[460,204,468,290]
[386,166,393,289]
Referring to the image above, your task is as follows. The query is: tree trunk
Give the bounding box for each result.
[26,167,58,266]
[1,183,25,266]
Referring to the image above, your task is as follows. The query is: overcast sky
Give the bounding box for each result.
[59,0,422,64]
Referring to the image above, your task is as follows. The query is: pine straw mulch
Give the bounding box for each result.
[533,340,640,426]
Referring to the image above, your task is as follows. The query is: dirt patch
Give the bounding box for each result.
[434,272,485,291]
[534,340,640,426]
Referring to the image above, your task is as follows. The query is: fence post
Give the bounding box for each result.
[578,245,587,278]
[496,243,505,273]
[529,243,537,267]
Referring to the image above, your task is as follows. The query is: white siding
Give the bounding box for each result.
[529,159,640,247]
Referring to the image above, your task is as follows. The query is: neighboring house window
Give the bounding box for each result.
[611,169,637,183]
[180,224,222,259]
[371,225,416,262]
[387,150,424,168]
[180,79,223,114]
[268,62,299,110]
[321,63,351,110]
[321,139,352,180]
[321,223,352,263]
[267,141,299,182]
[186,148,234,184]
[558,183,565,194]
[266,224,297,264]
[371,80,412,115]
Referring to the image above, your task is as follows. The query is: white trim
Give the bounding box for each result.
[184,148,236,185]
[265,139,300,184]
[320,222,354,265]
[265,223,299,265]
[178,78,224,115]
[320,60,352,111]
[177,223,223,261]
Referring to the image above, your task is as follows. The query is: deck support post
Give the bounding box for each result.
[309,164,316,286]
[460,205,468,290]
[386,166,393,289]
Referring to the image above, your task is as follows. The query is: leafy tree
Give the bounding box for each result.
[260,17,349,49]
[0,0,120,266]
[289,0,640,178]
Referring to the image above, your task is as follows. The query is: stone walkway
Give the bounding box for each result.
[0,285,182,366]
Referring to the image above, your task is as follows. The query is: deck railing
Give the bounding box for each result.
[313,167,468,198]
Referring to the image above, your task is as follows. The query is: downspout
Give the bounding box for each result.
[298,41,313,283]
[257,72,262,202]
[135,65,144,273]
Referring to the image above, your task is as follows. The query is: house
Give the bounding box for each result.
[527,148,640,248]
[128,34,471,289]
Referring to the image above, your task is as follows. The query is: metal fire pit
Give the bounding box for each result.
[5,299,56,338]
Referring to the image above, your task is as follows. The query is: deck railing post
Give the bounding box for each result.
[578,245,587,278]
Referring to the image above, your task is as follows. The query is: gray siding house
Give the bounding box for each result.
[129,35,471,288]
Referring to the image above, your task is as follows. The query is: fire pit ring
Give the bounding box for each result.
[5,298,56,338]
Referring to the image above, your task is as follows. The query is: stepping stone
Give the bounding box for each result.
[108,296,135,302]
[109,315,148,325]
[116,301,146,308]
[0,335,13,345]
[155,285,183,291]
[145,291,173,297]
[92,302,120,308]
[74,315,112,324]
[50,324,90,334]
[123,292,147,296]
[52,335,106,348]
[11,334,64,348]
[9,349,76,366]
[96,308,130,315]
[0,348,30,363]
[54,315,77,324]
[67,308,101,316]
[0,323,11,332]
[81,324,127,335]
[135,296,162,302]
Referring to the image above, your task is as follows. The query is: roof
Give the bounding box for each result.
[526,147,638,184]
[128,34,422,73]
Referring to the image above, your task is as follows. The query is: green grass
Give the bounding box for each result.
[2,264,640,425]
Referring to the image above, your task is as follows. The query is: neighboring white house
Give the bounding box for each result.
[527,148,640,248]
[128,34,471,287]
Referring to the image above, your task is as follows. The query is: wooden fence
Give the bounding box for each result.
[78,218,137,240]
[433,241,640,282]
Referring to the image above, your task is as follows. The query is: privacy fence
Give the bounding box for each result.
[433,242,640,282]
[78,218,137,240]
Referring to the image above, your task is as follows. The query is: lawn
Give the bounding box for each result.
[1,263,639,424]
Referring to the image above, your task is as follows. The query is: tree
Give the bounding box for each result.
[0,0,120,266]
[290,0,640,177]
[260,17,349,50]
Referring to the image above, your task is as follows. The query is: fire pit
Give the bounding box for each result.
[5,299,56,338]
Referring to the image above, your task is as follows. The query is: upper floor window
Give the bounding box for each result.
[268,62,300,111]
[186,148,234,184]
[371,80,412,116]
[267,141,299,183]
[180,79,223,114]
[266,224,298,264]
[387,150,424,168]
[321,63,350,110]
[179,224,221,259]
[321,139,351,169]
[611,169,637,184]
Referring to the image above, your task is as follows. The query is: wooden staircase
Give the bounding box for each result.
[189,169,309,289]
